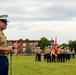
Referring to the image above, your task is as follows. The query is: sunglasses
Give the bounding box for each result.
[0,19,8,23]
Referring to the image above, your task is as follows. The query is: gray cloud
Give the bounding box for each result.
[1,0,76,44]
[0,0,76,21]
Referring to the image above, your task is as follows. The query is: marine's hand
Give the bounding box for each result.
[7,46,13,51]
[13,41,19,49]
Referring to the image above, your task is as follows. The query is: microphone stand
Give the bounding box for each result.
[9,42,13,75]
[10,50,12,75]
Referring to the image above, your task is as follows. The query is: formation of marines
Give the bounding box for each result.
[43,46,75,63]
[35,46,75,63]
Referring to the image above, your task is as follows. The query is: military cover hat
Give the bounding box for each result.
[0,15,8,23]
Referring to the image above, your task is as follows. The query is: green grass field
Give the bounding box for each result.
[8,55,76,75]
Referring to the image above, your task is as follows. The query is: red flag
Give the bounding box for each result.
[54,37,58,58]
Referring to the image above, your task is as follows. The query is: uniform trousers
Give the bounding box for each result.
[0,56,8,75]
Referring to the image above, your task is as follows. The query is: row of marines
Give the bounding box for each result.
[35,47,75,62]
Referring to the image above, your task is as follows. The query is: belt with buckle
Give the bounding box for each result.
[0,53,7,56]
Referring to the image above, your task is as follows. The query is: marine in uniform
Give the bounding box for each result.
[61,49,66,62]
[38,47,42,61]
[0,15,18,75]
[35,47,41,61]
[35,47,38,61]
[57,48,61,62]
[43,49,47,61]
[46,46,51,62]
[51,48,55,62]
[71,49,75,59]
[66,47,70,61]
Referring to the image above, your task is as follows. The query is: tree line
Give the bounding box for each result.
[36,37,76,52]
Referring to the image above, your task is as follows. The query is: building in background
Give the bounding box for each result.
[7,39,54,55]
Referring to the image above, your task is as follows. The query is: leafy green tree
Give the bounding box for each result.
[59,43,68,49]
[36,37,51,51]
[68,40,76,51]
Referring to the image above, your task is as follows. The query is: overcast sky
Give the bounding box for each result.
[0,0,76,44]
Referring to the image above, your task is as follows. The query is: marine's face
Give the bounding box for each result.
[0,20,7,31]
